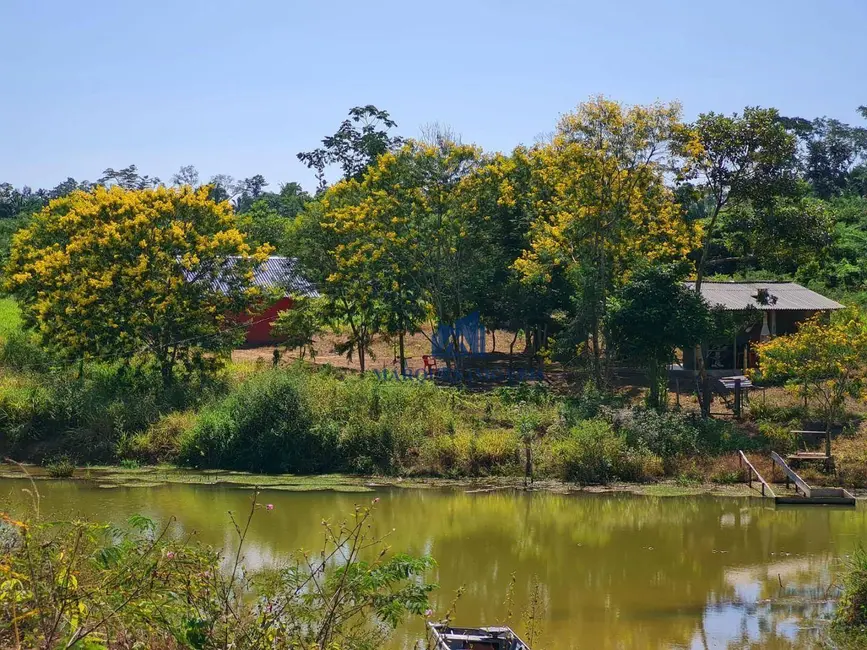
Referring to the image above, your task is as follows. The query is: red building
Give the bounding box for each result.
[231,256,317,346]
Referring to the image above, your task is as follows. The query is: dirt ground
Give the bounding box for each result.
[232,328,543,377]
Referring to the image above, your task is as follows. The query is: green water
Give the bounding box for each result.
[1,478,864,649]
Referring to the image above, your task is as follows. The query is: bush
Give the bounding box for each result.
[758,421,798,453]
[179,369,336,473]
[550,420,630,484]
[835,546,867,630]
[0,501,436,650]
[616,409,751,460]
[120,410,198,464]
[0,360,226,461]
[617,409,702,459]
[0,331,50,372]
[44,456,75,478]
[560,380,627,423]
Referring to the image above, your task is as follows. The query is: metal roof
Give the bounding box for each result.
[684,281,843,311]
[186,256,319,298]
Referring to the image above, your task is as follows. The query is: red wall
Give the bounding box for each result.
[239,296,294,346]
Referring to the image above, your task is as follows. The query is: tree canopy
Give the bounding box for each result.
[4,186,272,383]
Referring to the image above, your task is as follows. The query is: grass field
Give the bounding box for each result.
[0,297,21,338]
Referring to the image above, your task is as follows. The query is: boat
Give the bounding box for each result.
[427,623,532,650]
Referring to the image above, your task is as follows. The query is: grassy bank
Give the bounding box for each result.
[5,355,866,488]
[2,296,866,488]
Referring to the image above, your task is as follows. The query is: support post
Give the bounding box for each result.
[734,379,742,419]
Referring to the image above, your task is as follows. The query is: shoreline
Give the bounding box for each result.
[3,462,863,499]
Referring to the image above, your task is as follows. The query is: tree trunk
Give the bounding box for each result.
[695,344,711,418]
[160,358,173,388]
[490,329,496,353]
[825,409,833,462]
[398,330,406,377]
[590,326,603,390]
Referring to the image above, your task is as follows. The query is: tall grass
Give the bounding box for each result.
[835,546,867,631]
[178,367,525,475]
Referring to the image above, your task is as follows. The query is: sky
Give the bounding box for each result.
[2,0,866,193]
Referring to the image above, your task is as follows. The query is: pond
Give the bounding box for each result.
[1,477,864,649]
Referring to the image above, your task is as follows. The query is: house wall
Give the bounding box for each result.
[239,296,294,346]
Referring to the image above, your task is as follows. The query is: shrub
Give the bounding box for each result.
[616,409,751,459]
[0,331,50,372]
[179,369,336,473]
[550,420,629,484]
[44,456,75,478]
[758,421,798,453]
[0,360,226,461]
[835,546,867,630]
[0,499,436,650]
[617,409,702,459]
[560,380,623,423]
[120,410,198,464]
[419,434,460,476]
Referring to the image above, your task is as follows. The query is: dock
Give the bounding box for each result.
[738,450,856,506]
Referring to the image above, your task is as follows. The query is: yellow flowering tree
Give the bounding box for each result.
[754,310,867,459]
[517,97,698,385]
[314,139,486,372]
[4,185,271,384]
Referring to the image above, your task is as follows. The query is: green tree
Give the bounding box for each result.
[297,105,403,192]
[98,164,161,189]
[711,195,833,275]
[674,107,798,291]
[4,186,271,384]
[171,164,201,187]
[781,114,867,199]
[271,296,322,360]
[458,148,570,358]
[606,263,711,410]
[673,107,797,415]
[290,186,382,372]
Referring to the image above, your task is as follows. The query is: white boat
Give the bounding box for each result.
[427,623,532,650]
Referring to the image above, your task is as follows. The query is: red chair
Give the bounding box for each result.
[422,355,438,377]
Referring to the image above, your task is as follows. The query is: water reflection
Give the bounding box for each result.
[1,479,863,649]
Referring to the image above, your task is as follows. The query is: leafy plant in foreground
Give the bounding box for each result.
[0,482,436,650]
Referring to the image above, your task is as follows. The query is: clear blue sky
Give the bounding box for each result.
[2,0,865,193]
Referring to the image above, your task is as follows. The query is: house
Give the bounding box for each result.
[215,256,318,346]
[682,281,844,373]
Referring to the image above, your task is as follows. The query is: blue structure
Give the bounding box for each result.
[432,312,486,357]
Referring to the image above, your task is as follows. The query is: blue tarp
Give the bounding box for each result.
[432,312,486,357]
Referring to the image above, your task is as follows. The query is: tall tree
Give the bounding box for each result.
[98,164,161,190]
[673,107,798,415]
[519,97,697,386]
[4,186,271,384]
[457,148,570,357]
[171,165,201,187]
[780,115,867,199]
[673,107,798,291]
[297,105,403,192]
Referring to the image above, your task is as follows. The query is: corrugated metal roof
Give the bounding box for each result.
[186,256,319,298]
[684,281,843,311]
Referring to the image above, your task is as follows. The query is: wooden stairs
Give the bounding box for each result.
[738,451,856,506]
